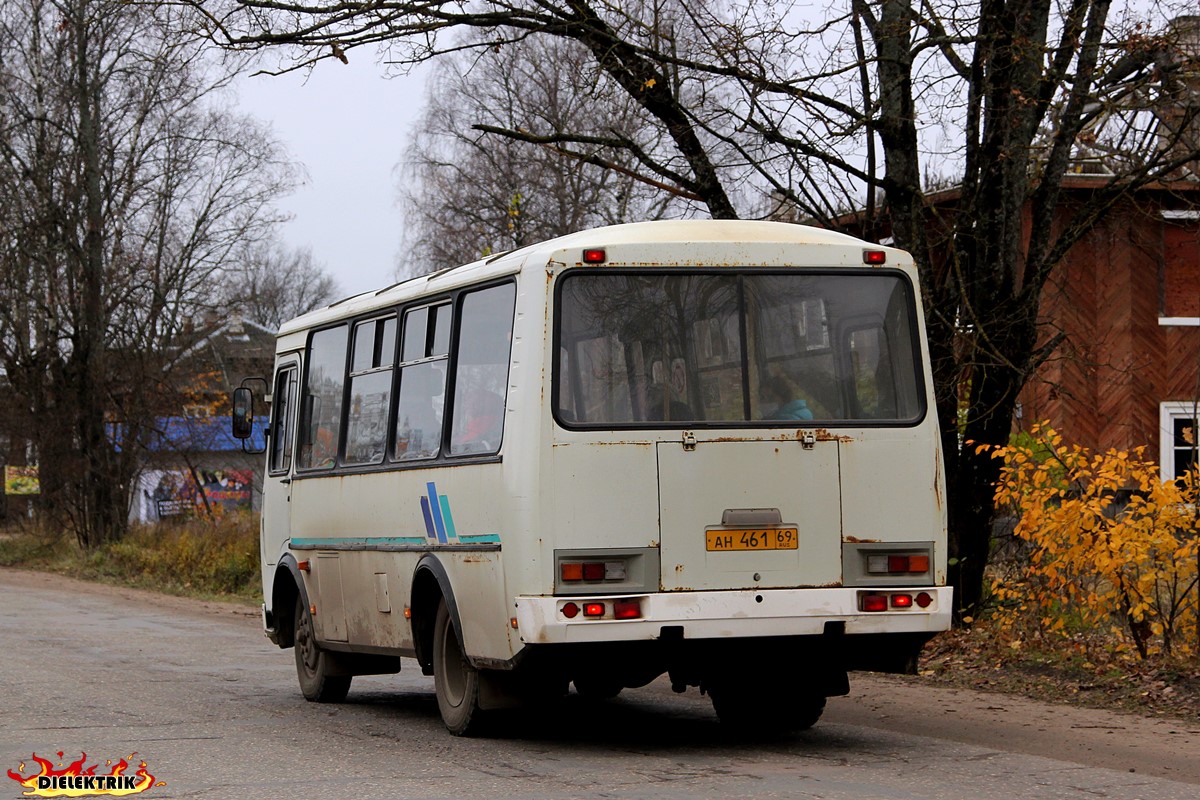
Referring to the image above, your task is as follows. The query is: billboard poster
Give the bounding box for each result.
[4,465,40,496]
[133,468,253,522]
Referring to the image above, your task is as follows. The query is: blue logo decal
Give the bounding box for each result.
[420,482,455,544]
[418,482,500,545]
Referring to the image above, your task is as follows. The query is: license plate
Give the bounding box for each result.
[706,528,798,551]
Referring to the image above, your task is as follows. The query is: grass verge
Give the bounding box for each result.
[0,515,261,604]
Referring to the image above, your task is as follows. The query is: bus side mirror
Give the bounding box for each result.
[232,387,254,440]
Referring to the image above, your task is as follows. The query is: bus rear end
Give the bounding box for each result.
[515,224,950,731]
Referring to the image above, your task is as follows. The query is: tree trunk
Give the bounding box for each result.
[74,0,125,546]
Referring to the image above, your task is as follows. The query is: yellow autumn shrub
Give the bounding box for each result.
[986,423,1199,660]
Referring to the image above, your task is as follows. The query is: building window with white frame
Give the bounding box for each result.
[1158,210,1199,327]
[1160,401,1199,481]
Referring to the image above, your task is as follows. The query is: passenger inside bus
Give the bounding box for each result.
[452,382,505,452]
[760,375,815,421]
[303,420,338,468]
[644,385,693,422]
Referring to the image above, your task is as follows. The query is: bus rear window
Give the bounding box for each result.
[555,271,924,426]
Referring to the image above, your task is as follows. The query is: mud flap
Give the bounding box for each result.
[476,670,527,711]
[323,652,402,677]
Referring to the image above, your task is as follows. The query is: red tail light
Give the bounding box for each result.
[582,562,606,581]
[583,603,605,618]
[561,558,630,585]
[613,599,641,619]
[890,593,913,609]
[867,552,931,575]
[860,594,888,612]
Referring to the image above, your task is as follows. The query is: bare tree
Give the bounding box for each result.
[221,240,341,330]
[183,0,1200,613]
[0,0,298,546]
[398,31,682,276]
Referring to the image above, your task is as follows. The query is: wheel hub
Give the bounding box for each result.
[297,609,319,674]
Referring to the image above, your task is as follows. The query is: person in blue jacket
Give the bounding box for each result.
[762,375,814,421]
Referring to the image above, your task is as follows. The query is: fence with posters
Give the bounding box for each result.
[132,468,252,522]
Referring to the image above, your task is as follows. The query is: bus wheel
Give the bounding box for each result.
[710,686,824,733]
[433,599,485,735]
[790,695,826,731]
[294,596,351,703]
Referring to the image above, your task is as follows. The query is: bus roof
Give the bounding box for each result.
[277,220,902,339]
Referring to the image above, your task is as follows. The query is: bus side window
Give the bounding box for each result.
[344,316,396,465]
[394,304,450,460]
[450,284,516,456]
[297,325,349,469]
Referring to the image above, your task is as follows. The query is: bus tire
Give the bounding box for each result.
[790,695,826,731]
[293,596,352,703]
[433,598,485,735]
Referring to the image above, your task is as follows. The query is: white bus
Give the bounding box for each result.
[233,220,951,735]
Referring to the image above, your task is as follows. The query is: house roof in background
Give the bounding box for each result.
[111,415,266,453]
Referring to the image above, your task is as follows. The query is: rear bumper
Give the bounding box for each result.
[514,586,953,645]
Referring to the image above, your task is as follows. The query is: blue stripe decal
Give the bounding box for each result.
[457,533,501,544]
[439,494,457,541]
[426,481,448,544]
[419,496,436,538]
[292,536,428,547]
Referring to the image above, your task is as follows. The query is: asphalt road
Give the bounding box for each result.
[2,568,1197,800]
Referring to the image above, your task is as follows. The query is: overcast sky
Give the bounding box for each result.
[235,58,429,298]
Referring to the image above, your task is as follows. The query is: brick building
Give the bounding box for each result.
[1018,181,1200,479]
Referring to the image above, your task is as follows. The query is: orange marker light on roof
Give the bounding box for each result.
[582,248,606,264]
